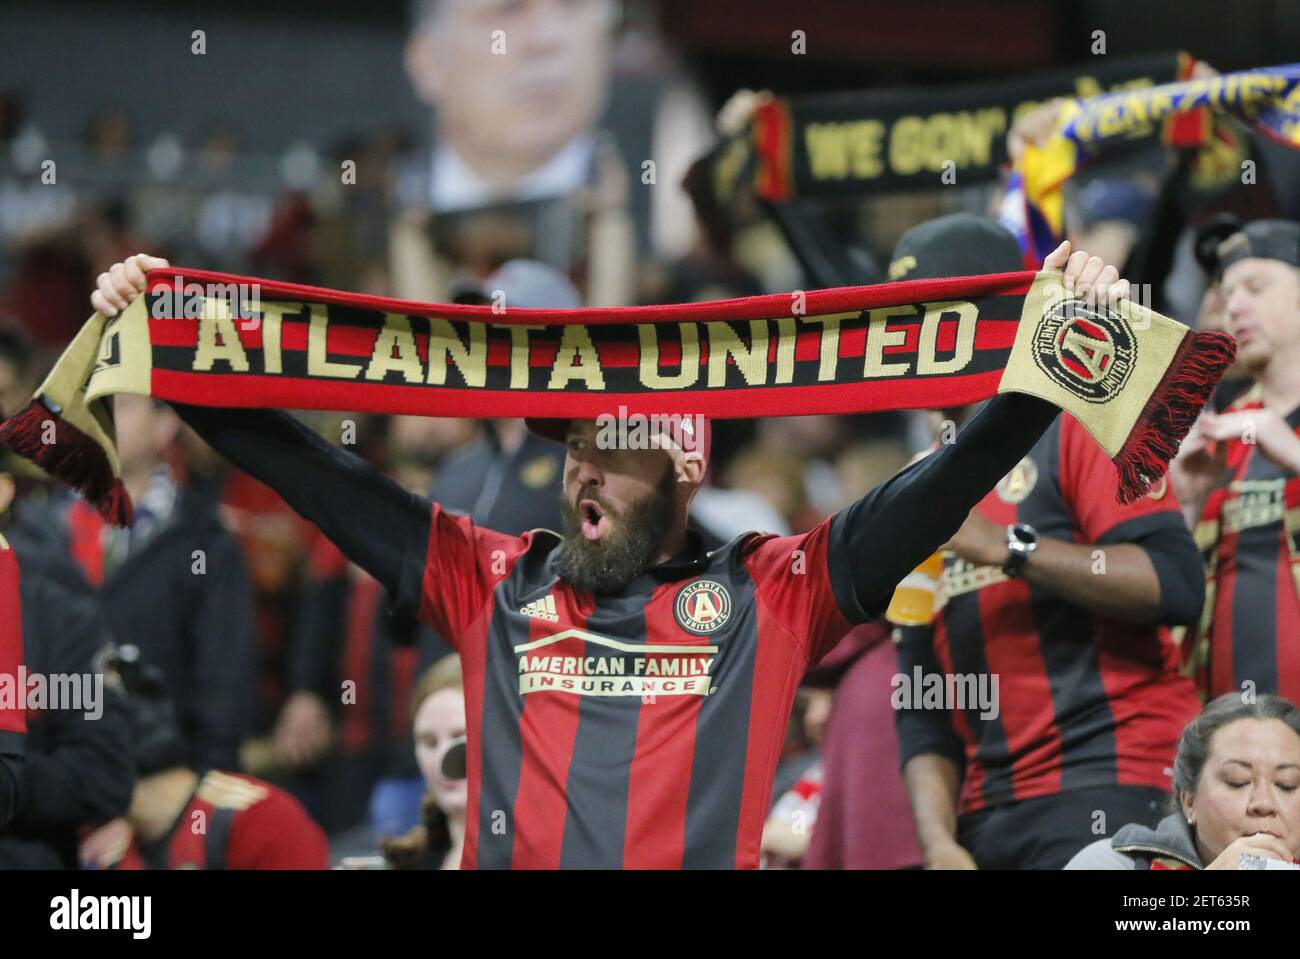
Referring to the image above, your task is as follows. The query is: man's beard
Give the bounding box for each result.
[553,473,676,595]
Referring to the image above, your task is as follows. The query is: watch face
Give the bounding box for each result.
[1010,524,1037,546]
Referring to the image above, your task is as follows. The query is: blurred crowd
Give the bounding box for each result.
[2,0,1300,871]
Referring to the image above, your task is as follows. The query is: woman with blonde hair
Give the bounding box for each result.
[381,655,466,869]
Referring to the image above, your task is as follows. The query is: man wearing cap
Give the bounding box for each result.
[1190,214,1253,416]
[882,215,1204,870]
[1171,219,1300,703]
[92,241,1129,869]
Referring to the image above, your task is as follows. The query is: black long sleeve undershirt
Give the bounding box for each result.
[829,393,1061,623]
[0,752,20,829]
[177,395,1062,631]
[172,405,432,614]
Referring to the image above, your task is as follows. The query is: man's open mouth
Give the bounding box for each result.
[579,498,609,542]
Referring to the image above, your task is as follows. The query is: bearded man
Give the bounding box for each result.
[92,243,1130,868]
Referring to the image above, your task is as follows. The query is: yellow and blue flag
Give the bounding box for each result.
[1015,64,1300,261]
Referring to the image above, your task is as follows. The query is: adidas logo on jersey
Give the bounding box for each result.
[520,594,560,622]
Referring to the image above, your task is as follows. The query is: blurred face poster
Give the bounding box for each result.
[400,0,708,286]
[404,0,615,212]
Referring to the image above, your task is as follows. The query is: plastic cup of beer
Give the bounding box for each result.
[885,551,944,626]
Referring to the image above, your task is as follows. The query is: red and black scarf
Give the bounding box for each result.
[0,267,1234,525]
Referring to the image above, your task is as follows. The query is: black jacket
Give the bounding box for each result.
[1066,812,1202,869]
[89,490,257,772]
[0,535,135,868]
[0,755,16,832]
[1111,813,1203,868]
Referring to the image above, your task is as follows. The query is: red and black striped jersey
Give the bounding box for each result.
[412,505,855,869]
[111,770,329,870]
[897,415,1202,815]
[1196,396,1300,702]
[0,536,24,744]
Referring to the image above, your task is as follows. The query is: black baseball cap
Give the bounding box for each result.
[1215,219,1300,277]
[1193,213,1243,277]
[889,213,1025,282]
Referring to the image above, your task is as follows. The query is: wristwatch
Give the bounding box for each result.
[1002,522,1039,577]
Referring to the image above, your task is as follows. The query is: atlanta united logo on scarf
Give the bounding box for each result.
[1032,298,1137,403]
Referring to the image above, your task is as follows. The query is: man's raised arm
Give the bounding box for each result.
[829,393,1059,621]
[171,405,430,610]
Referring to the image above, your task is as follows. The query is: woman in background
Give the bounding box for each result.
[1067,694,1300,870]
[381,655,466,870]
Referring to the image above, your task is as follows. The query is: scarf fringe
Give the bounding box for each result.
[1114,329,1237,504]
[0,399,134,526]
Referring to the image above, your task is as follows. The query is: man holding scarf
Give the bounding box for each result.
[81,243,1128,869]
